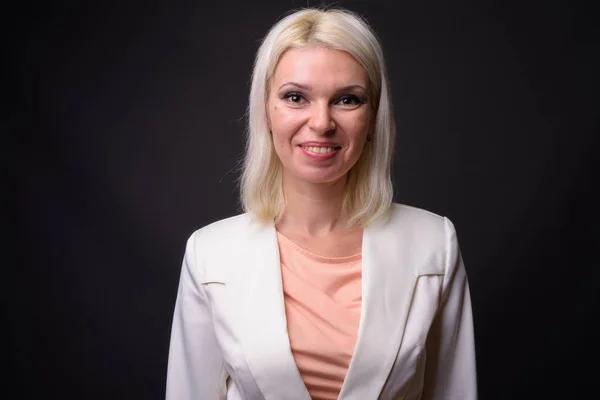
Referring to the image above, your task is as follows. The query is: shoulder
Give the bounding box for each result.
[374,203,461,275]
[182,213,259,279]
[385,202,457,237]
[185,211,275,259]
[195,212,253,236]
[186,212,255,250]
[388,202,446,226]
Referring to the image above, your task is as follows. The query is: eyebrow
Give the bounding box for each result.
[278,82,367,92]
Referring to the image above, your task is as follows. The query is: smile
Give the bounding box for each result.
[301,145,340,154]
[298,144,342,161]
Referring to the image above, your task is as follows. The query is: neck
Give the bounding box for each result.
[277,172,350,236]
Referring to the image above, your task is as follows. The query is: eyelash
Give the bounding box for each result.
[282,92,305,104]
[282,92,365,106]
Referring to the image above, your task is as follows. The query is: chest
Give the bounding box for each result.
[195,217,449,399]
[202,264,442,400]
[278,229,363,258]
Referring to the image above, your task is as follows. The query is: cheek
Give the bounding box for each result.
[357,109,371,130]
[270,124,293,153]
[270,108,305,137]
[269,104,285,130]
[343,113,370,141]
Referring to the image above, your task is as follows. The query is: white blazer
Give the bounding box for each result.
[166,203,477,400]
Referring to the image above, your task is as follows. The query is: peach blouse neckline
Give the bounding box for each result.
[275,230,362,263]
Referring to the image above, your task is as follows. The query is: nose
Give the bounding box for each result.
[307,101,335,134]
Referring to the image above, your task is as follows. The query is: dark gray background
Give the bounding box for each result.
[11,0,598,398]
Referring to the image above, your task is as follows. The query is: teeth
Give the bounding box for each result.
[304,146,336,154]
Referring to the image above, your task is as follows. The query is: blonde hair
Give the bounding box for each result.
[239,7,396,227]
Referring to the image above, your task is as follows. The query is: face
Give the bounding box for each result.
[266,47,371,186]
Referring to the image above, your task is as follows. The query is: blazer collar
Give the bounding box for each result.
[229,210,419,400]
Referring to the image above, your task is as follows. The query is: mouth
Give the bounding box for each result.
[298,144,342,154]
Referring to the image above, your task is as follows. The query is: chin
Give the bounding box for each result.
[295,170,347,185]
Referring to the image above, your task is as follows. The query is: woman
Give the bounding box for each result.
[166,7,477,400]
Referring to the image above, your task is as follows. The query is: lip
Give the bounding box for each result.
[298,141,342,148]
[298,144,340,161]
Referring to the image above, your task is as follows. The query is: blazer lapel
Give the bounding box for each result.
[231,219,311,400]
[338,209,420,400]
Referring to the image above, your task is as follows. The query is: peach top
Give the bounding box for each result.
[276,231,362,400]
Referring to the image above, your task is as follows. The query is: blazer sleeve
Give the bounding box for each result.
[421,217,478,400]
[166,232,228,400]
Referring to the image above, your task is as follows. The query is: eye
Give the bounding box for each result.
[336,95,364,107]
[282,92,306,104]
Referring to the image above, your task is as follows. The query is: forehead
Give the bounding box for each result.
[271,47,368,89]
